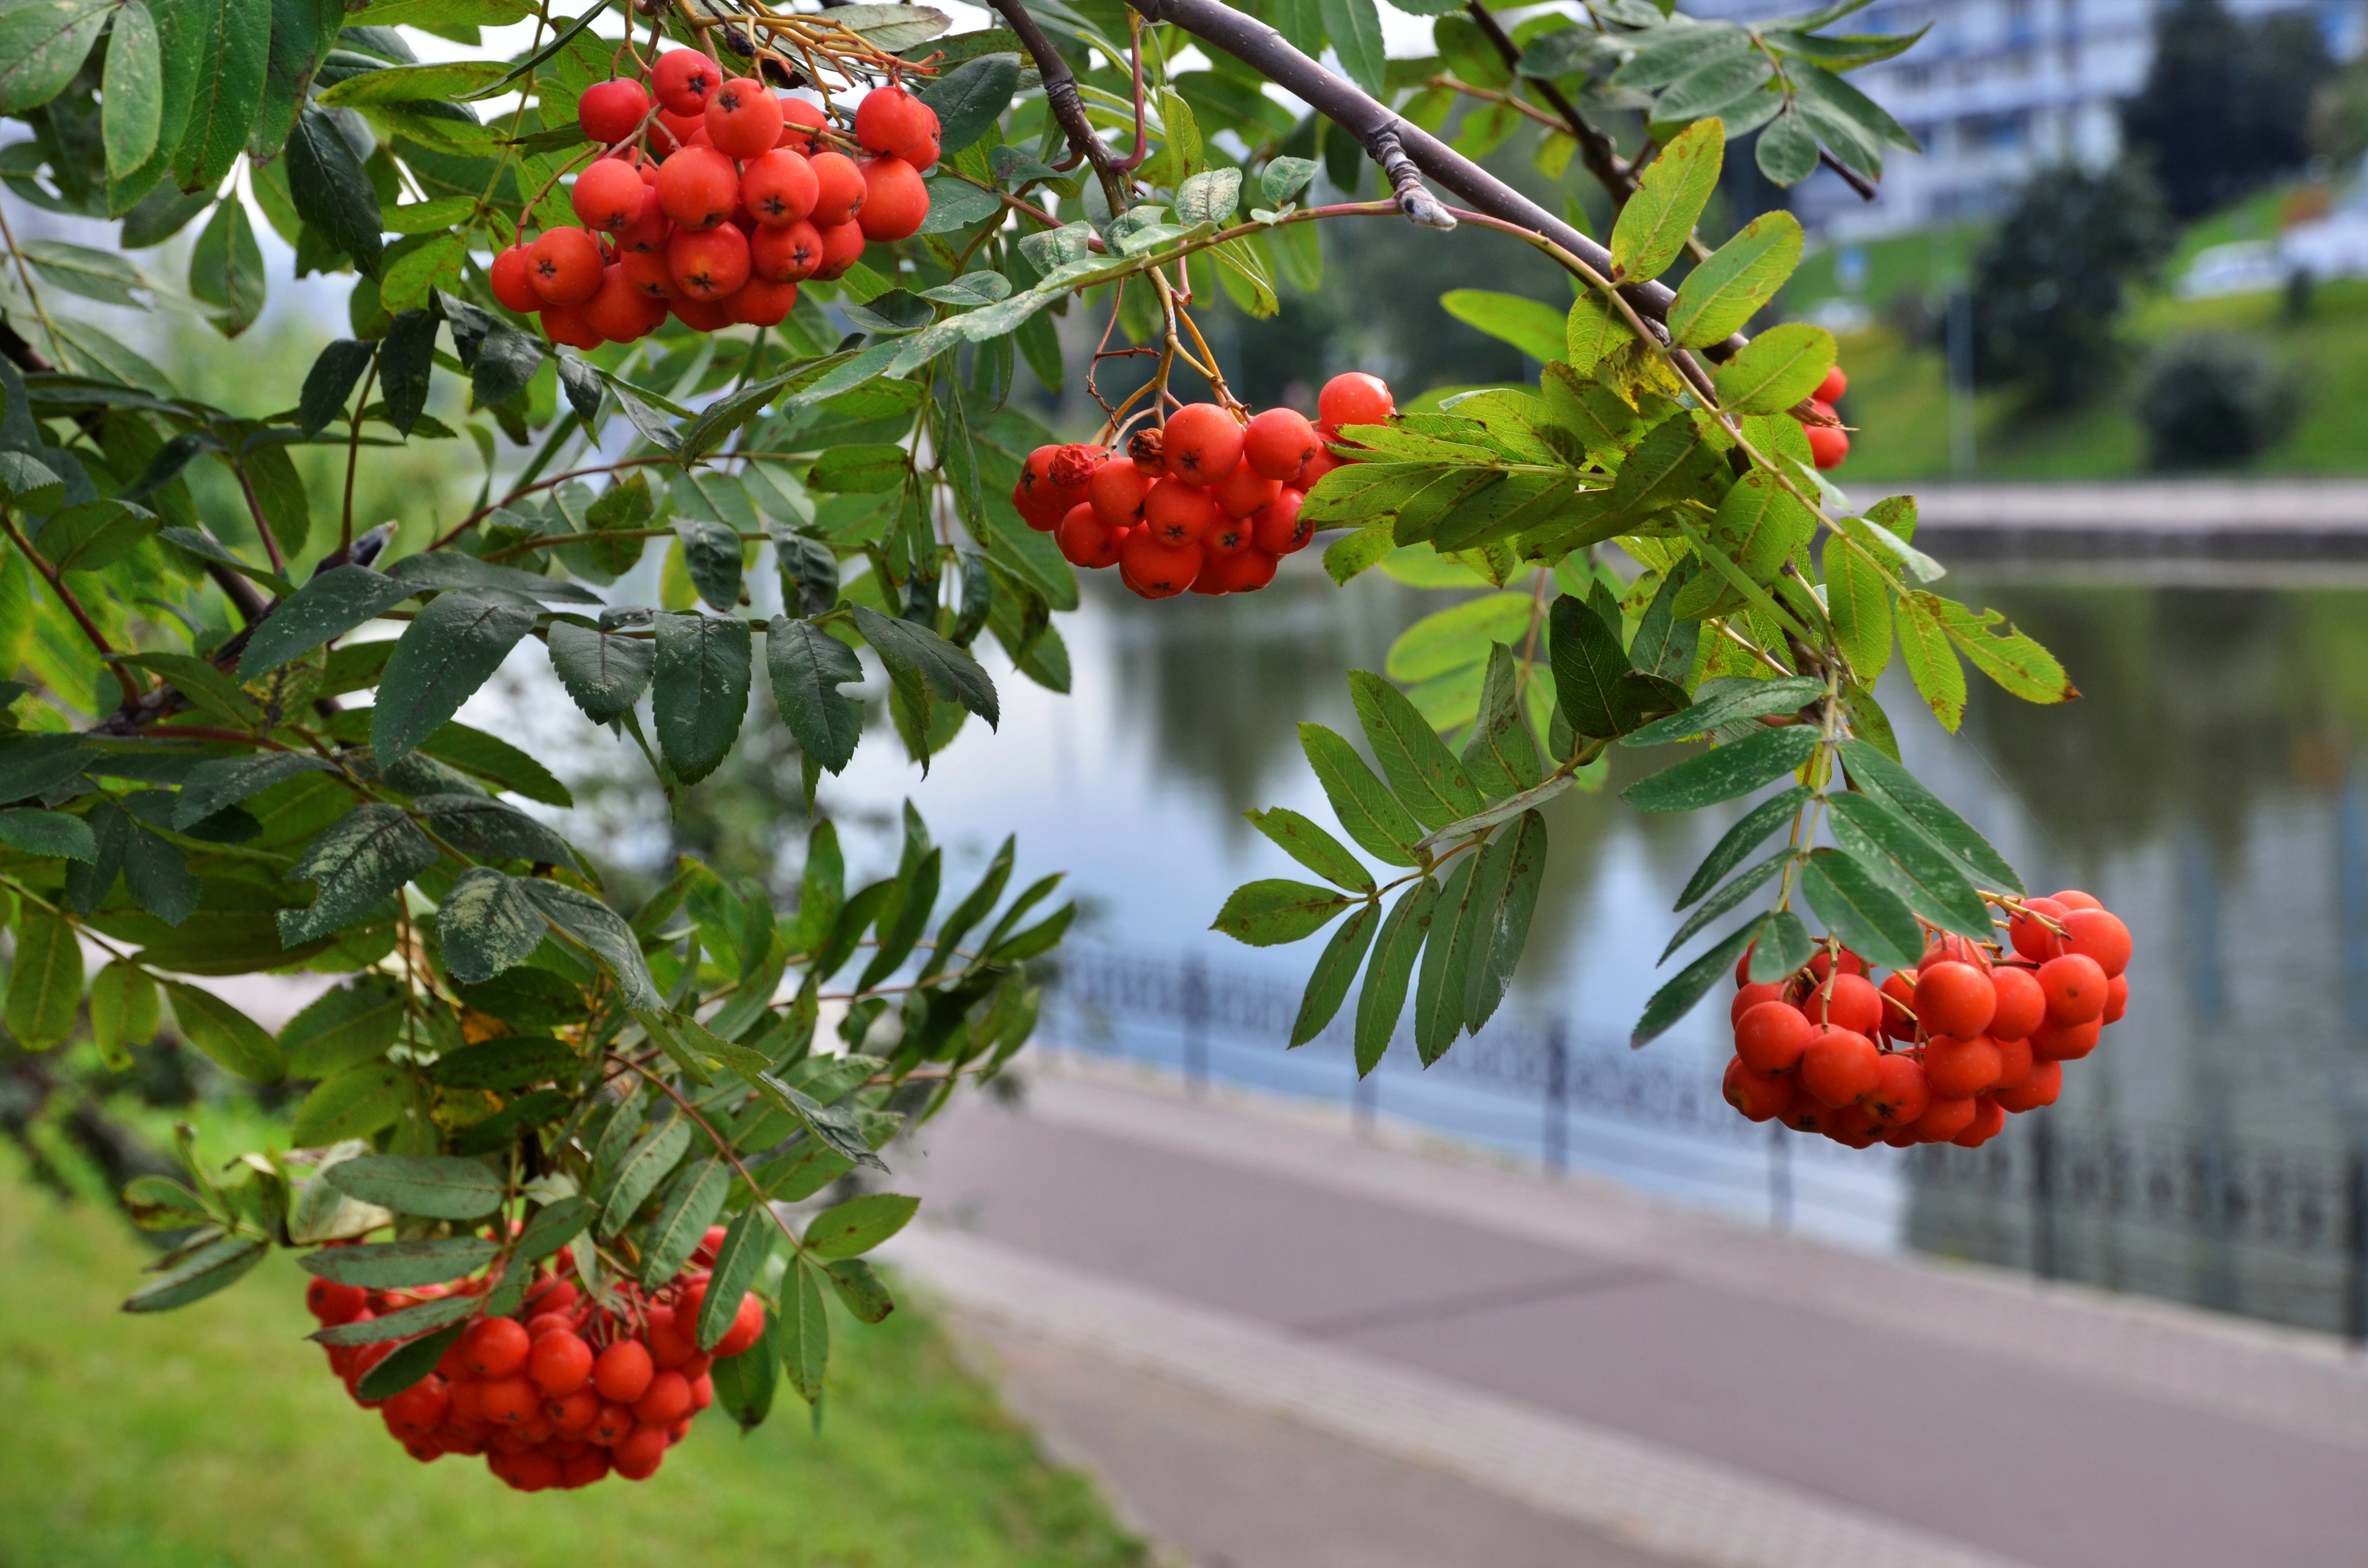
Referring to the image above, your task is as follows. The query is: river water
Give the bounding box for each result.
[479,547,2368,1338]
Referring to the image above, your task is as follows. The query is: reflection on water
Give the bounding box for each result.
[499,559,2368,1336]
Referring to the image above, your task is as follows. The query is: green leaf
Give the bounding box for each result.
[281,974,404,1077]
[376,308,436,435]
[300,1234,499,1289]
[1244,806,1373,894]
[1212,879,1352,946]
[87,958,159,1066]
[1835,738,2019,894]
[1289,899,1379,1046]
[823,1257,894,1324]
[1823,789,1990,939]
[1459,809,1547,1033]
[1609,117,1722,282]
[544,618,654,726]
[851,605,998,729]
[1625,677,1823,748]
[430,1031,577,1090]
[172,0,271,192]
[1925,595,2077,705]
[514,1196,592,1262]
[1893,592,1964,731]
[1797,846,1922,970]
[371,590,534,766]
[1747,908,1815,983]
[310,1292,478,1344]
[1318,0,1386,92]
[1297,723,1424,867]
[188,187,266,339]
[1660,847,1790,961]
[1386,591,1533,686]
[123,824,198,926]
[676,520,744,612]
[1262,155,1318,206]
[295,339,373,437]
[779,1258,829,1404]
[1438,289,1566,363]
[0,0,112,115]
[917,51,1017,153]
[520,881,659,1010]
[414,794,575,867]
[0,806,94,860]
[639,1157,730,1288]
[123,1235,267,1312]
[279,803,438,943]
[1460,643,1544,797]
[804,1192,919,1260]
[696,1205,778,1350]
[5,908,81,1046]
[1622,723,1821,812]
[1633,914,1767,1047]
[435,867,544,984]
[1355,878,1439,1074]
[765,614,863,775]
[651,612,752,786]
[1546,592,1631,739]
[1412,856,1479,1063]
[354,1323,466,1401]
[323,1153,501,1220]
[1712,321,1835,414]
[1756,104,1821,185]
[806,443,909,494]
[1654,48,1776,122]
[1674,783,1811,907]
[1822,534,1892,684]
[284,106,382,275]
[1346,670,1483,831]
[102,0,164,182]
[1668,210,1801,348]
[597,1115,691,1237]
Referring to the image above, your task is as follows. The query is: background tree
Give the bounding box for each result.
[2121,0,2336,218]
[1971,163,2175,407]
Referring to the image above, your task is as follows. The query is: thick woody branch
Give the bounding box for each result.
[1367,126,1456,229]
[1121,0,1744,361]
[985,0,1135,219]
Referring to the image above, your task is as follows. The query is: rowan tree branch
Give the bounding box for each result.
[984,0,1135,218]
[1462,1,1634,206]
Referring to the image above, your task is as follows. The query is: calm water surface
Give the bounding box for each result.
[481,555,2368,1335]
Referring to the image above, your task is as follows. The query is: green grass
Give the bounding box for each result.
[0,1158,1145,1568]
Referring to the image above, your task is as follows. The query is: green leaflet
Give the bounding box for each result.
[1290,899,1380,1047]
[1822,789,1991,938]
[436,867,544,984]
[1298,723,1424,867]
[1837,739,2021,894]
[372,590,535,767]
[123,1235,267,1313]
[323,1153,503,1221]
[1211,879,1352,946]
[1460,809,1547,1034]
[1623,723,1821,812]
[1746,909,1814,983]
[1667,211,1802,348]
[1822,532,1893,683]
[5,909,82,1046]
[1609,117,1723,282]
[164,981,283,1081]
[1439,289,1567,363]
[804,1192,919,1259]
[1894,591,1965,731]
[1674,784,1813,907]
[1713,322,1837,415]
[765,614,863,775]
[545,618,655,726]
[1412,856,1480,1063]
[652,612,753,786]
[1346,670,1483,831]
[1796,846,1922,970]
[1355,877,1440,1075]
[279,803,439,944]
[1246,806,1374,893]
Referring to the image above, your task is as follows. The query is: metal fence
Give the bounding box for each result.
[1038,945,2368,1340]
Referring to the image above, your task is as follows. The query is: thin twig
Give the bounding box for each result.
[986,0,1134,217]
[1,514,142,707]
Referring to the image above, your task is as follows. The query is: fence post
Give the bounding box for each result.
[1543,1022,1568,1177]
[2348,1148,2367,1349]
[2032,1113,2057,1283]
[1769,1121,1792,1234]
[1182,952,1209,1096]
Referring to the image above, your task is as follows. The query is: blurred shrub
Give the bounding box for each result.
[2134,334,2298,470]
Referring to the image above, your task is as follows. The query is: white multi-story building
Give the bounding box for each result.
[1686,0,2366,238]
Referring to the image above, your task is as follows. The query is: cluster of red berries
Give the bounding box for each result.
[1720,891,2133,1150]
[1803,364,1850,471]
[306,1225,763,1491]
[1015,373,1392,599]
[489,48,940,348]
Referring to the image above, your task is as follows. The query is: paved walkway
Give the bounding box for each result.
[1899,479,2368,563]
[884,1054,2368,1568]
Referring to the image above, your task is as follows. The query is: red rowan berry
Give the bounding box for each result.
[653,49,722,115]
[526,227,605,305]
[1128,426,1166,474]
[1244,406,1320,480]
[2029,1016,2100,1061]
[586,263,666,342]
[1089,460,1155,528]
[1924,1033,2000,1099]
[777,95,828,155]
[592,1338,654,1404]
[654,106,707,154]
[1250,488,1312,554]
[1163,403,1246,484]
[1213,461,1280,520]
[632,1369,693,1424]
[2008,896,2070,961]
[1118,532,1202,599]
[667,222,751,300]
[382,1375,450,1438]
[1915,960,1997,1038]
[547,1386,601,1432]
[587,1401,636,1446]
[1815,365,1848,403]
[2037,952,2108,1024]
[559,1447,611,1488]
[2050,888,2103,911]
[1017,444,1087,520]
[1912,1094,1977,1142]
[480,1374,540,1425]
[812,220,866,279]
[614,183,670,256]
[1782,1096,1838,1135]
[1991,1032,2033,1091]
[657,145,739,230]
[613,1422,670,1475]
[572,157,647,233]
[1993,1059,2062,1113]
[1953,1096,2007,1148]
[1201,510,1253,558]
[489,244,543,314]
[1142,477,1216,546]
[1803,972,1882,1038]
[672,294,733,331]
[808,151,866,227]
[692,1372,715,1409]
[460,1316,532,1379]
[1876,969,1918,1040]
[1205,545,1279,594]
[706,76,784,158]
[1057,503,1124,569]
[857,155,928,240]
[1731,980,1788,1026]
[1734,1000,1812,1075]
[1723,1056,1794,1121]
[1825,1102,1883,1148]
[2103,972,2128,1025]
[751,219,822,282]
[306,1275,368,1324]
[527,1330,595,1396]
[855,84,931,158]
[741,149,819,225]
[1318,372,1393,428]
[621,247,677,300]
[1862,1053,1930,1127]
[509,1447,562,1492]
[1799,1027,1879,1107]
[579,77,652,145]
[725,277,798,326]
[444,1377,483,1424]
[1986,964,2045,1041]
[2061,907,2131,977]
[1295,447,1344,491]
[645,1308,698,1369]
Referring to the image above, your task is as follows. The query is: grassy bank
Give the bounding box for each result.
[0,1157,1144,1568]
